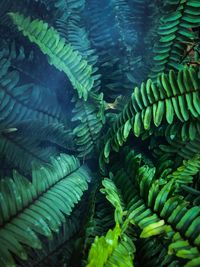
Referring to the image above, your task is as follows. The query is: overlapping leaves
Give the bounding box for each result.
[9,12,94,100]
[103,150,200,266]
[72,97,104,158]
[0,62,64,128]
[102,67,200,163]
[0,121,73,175]
[0,154,91,267]
[87,178,135,267]
[150,0,200,78]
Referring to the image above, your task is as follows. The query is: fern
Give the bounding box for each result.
[104,150,200,266]
[15,121,74,150]
[25,205,86,267]
[158,133,200,160]
[102,67,200,163]
[0,121,73,175]
[9,12,94,100]
[82,188,115,257]
[87,225,135,267]
[85,0,141,100]
[164,119,200,142]
[0,154,91,266]
[54,4,105,159]
[72,97,104,158]
[136,237,179,267]
[0,0,200,265]
[0,70,65,128]
[54,0,85,19]
[150,0,200,78]
[87,178,135,267]
[166,153,200,185]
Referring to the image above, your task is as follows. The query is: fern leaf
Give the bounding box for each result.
[137,237,179,267]
[87,225,121,267]
[87,225,135,267]
[9,12,94,100]
[0,154,90,266]
[150,0,200,78]
[166,154,200,185]
[100,178,125,225]
[164,120,200,142]
[0,69,65,128]
[0,121,73,174]
[109,151,200,265]
[102,67,200,162]
[72,98,104,158]
[159,133,200,160]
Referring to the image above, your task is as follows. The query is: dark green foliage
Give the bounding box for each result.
[9,12,94,101]
[101,67,200,166]
[98,150,200,266]
[0,154,91,266]
[0,0,200,266]
[0,70,64,127]
[150,0,200,79]
[0,121,74,175]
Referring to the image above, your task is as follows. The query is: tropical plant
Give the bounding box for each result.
[0,0,200,266]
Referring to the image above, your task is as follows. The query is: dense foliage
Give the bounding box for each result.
[1,0,200,266]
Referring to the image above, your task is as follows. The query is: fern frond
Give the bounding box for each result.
[0,69,65,128]
[136,237,180,267]
[128,0,147,32]
[55,11,101,95]
[0,122,73,175]
[0,154,90,267]
[16,120,74,150]
[54,6,105,159]
[111,0,137,52]
[87,225,120,267]
[87,225,135,267]
[87,178,135,267]
[85,0,141,100]
[166,153,200,185]
[81,180,115,264]
[108,151,200,265]
[159,133,200,160]
[0,130,49,173]
[150,0,200,78]
[102,67,200,162]
[9,12,94,100]
[72,97,104,158]
[164,119,200,142]
[55,17,98,64]
[25,205,85,267]
[54,0,85,19]
[86,164,140,267]
[100,178,125,225]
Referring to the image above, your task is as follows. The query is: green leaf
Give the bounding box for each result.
[9,12,94,100]
[0,154,90,265]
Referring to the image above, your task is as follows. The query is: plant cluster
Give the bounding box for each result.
[0,0,200,266]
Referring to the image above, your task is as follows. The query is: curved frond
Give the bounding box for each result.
[0,69,65,128]
[150,0,200,78]
[102,67,200,162]
[87,225,135,267]
[0,121,73,174]
[107,150,200,266]
[0,154,91,267]
[9,12,94,100]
